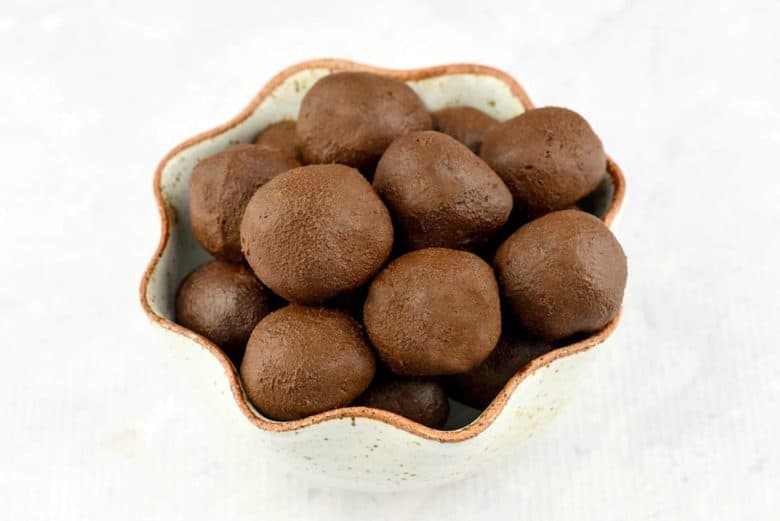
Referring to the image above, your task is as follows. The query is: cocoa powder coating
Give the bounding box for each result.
[358,377,449,429]
[189,144,300,261]
[373,130,513,250]
[240,305,376,421]
[175,260,275,362]
[432,106,498,153]
[296,72,432,171]
[363,248,501,376]
[240,164,394,304]
[481,107,606,216]
[494,209,627,341]
[253,120,301,162]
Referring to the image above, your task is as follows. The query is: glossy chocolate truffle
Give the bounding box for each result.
[189,144,300,261]
[373,131,513,250]
[240,305,376,421]
[494,209,627,340]
[175,260,274,361]
[363,248,501,376]
[240,164,393,304]
[481,107,606,216]
[253,120,301,161]
[358,377,449,428]
[432,106,497,153]
[297,72,432,171]
[444,326,554,409]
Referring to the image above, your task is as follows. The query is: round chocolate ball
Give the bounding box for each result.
[494,209,627,341]
[444,327,554,409]
[481,107,606,216]
[175,260,274,361]
[189,144,300,261]
[253,120,301,162]
[374,130,513,250]
[297,72,432,171]
[240,164,393,304]
[358,377,449,429]
[432,106,497,153]
[240,305,376,421]
[363,248,501,376]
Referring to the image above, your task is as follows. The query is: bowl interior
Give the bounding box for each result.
[141,61,624,436]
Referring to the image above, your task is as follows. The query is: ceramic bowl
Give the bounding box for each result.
[139,59,626,491]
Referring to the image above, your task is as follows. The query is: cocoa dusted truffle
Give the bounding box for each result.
[432,106,497,153]
[240,305,376,421]
[444,326,554,409]
[363,248,501,376]
[374,131,513,250]
[358,377,449,428]
[240,164,393,304]
[296,72,432,171]
[494,209,627,341]
[481,107,606,216]
[253,120,301,162]
[189,144,299,261]
[175,260,275,362]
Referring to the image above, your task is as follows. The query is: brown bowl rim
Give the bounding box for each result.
[139,58,626,443]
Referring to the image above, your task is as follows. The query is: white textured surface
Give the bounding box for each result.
[1,0,779,519]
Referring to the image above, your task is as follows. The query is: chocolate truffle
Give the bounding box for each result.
[481,107,606,216]
[240,164,393,304]
[253,120,301,161]
[296,72,432,171]
[432,106,497,153]
[444,326,554,409]
[240,305,376,421]
[358,377,449,428]
[374,131,513,250]
[175,260,274,362]
[189,144,300,261]
[363,248,501,375]
[494,209,627,341]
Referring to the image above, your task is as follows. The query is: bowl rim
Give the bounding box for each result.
[139,58,626,443]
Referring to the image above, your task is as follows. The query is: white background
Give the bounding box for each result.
[2,0,779,519]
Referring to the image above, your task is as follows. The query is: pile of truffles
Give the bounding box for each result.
[175,71,627,429]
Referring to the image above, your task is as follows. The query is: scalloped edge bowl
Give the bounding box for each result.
[139,59,625,491]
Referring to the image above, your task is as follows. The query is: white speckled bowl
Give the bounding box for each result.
[140,59,626,491]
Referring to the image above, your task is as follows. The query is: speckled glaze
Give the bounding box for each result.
[139,59,626,491]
